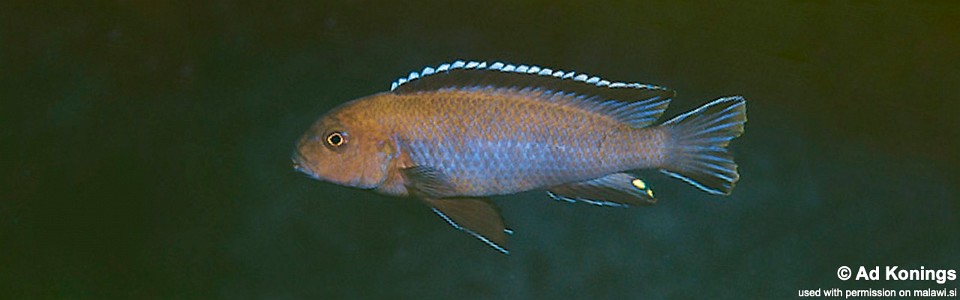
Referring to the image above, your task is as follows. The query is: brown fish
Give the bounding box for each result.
[293,60,746,253]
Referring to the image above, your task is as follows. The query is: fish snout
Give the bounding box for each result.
[291,149,312,177]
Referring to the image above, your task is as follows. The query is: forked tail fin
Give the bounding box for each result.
[660,96,746,195]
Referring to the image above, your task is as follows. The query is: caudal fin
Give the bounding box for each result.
[660,96,746,195]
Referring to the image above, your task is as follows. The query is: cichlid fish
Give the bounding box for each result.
[293,60,746,254]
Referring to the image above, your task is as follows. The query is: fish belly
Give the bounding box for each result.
[397,92,659,197]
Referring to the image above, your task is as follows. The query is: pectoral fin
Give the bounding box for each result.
[547,173,657,207]
[423,198,511,254]
[401,166,454,198]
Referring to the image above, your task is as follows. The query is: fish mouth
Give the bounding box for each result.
[291,149,312,177]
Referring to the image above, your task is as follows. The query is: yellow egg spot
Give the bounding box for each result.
[631,178,646,190]
[646,189,654,198]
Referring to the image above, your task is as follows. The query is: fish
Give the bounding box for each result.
[292,60,746,254]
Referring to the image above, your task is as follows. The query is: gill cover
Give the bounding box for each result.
[294,100,395,189]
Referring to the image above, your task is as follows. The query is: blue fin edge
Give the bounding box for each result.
[430,207,510,254]
[390,60,670,92]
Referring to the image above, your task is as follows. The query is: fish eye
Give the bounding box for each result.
[325,131,345,148]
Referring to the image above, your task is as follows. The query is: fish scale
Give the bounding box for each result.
[294,60,746,254]
[386,89,651,197]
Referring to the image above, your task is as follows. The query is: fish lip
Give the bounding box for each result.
[290,149,310,175]
[290,146,328,182]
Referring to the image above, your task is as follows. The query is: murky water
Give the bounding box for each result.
[3,2,958,298]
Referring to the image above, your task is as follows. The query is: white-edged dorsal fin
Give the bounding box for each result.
[389,60,675,128]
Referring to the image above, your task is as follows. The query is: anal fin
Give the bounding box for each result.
[424,198,511,254]
[547,173,657,207]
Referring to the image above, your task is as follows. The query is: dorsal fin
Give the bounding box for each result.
[389,60,675,128]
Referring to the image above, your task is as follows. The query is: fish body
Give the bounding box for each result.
[293,61,747,253]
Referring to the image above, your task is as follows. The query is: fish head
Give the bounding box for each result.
[292,99,393,189]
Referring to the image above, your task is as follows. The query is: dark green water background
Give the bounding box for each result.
[3,1,958,298]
